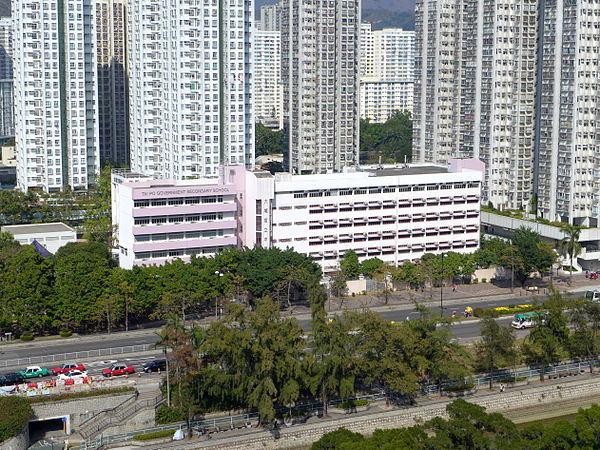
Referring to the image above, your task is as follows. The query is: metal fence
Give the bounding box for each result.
[421,360,594,395]
[75,358,598,449]
[76,392,389,450]
[0,344,154,368]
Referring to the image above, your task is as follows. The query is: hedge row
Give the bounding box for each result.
[0,397,32,442]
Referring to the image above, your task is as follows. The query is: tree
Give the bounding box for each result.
[475,237,510,268]
[475,318,517,389]
[198,298,305,425]
[501,245,524,291]
[359,112,412,164]
[329,271,348,298]
[393,261,425,289]
[255,123,284,156]
[0,246,53,334]
[0,231,18,249]
[308,311,358,416]
[408,308,469,394]
[568,300,600,373]
[350,311,421,404]
[511,228,555,285]
[339,250,360,279]
[558,224,582,285]
[359,258,384,278]
[94,292,123,334]
[82,166,114,245]
[522,291,569,381]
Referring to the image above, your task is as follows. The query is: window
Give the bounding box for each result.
[202,213,217,221]
[134,218,150,226]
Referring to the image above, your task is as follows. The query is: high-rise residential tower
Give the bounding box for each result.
[536,0,600,226]
[127,0,254,179]
[96,0,129,167]
[258,3,281,31]
[414,0,538,211]
[0,18,13,138]
[359,23,415,122]
[254,30,282,129]
[281,0,360,174]
[13,0,100,192]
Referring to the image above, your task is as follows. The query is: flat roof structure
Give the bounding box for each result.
[1,222,75,234]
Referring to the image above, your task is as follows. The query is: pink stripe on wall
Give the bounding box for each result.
[132,220,237,235]
[132,185,237,200]
[132,202,237,217]
[132,236,238,252]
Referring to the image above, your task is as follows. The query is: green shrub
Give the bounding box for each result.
[337,399,369,409]
[503,377,527,383]
[132,429,175,441]
[473,307,484,317]
[0,397,32,442]
[59,330,72,338]
[19,334,34,342]
[444,383,475,393]
[27,387,134,404]
[156,405,184,424]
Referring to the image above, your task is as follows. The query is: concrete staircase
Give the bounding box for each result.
[77,384,163,440]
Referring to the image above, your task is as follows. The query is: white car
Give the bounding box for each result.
[57,369,88,381]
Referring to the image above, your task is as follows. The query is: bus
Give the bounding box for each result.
[511,312,546,329]
[585,290,600,302]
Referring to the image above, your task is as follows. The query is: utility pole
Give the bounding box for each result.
[440,252,444,317]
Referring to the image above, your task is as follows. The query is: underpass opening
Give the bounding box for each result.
[29,416,69,445]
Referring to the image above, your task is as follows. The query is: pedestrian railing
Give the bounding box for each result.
[0,344,154,368]
[75,358,597,449]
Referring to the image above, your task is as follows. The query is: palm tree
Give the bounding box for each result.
[558,224,582,286]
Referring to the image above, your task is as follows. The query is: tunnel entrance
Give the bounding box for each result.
[28,417,68,449]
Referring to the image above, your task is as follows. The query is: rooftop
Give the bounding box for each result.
[363,166,449,177]
[1,222,75,235]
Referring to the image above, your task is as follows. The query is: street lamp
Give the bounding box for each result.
[440,252,445,317]
[215,271,224,319]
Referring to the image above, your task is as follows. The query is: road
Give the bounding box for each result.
[0,293,541,370]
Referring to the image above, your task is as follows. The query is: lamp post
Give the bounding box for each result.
[215,271,224,319]
[440,252,445,317]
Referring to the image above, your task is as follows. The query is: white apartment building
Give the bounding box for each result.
[360,23,415,80]
[413,0,537,212]
[0,18,13,138]
[96,0,129,167]
[360,23,415,122]
[281,0,360,174]
[254,31,282,129]
[271,159,483,273]
[536,1,600,227]
[13,0,100,192]
[127,0,254,180]
[258,3,281,31]
[360,80,413,123]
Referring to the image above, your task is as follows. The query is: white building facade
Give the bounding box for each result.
[127,0,254,180]
[360,24,415,122]
[281,0,360,174]
[0,18,13,138]
[254,30,282,129]
[13,0,100,192]
[413,0,537,212]
[535,0,600,227]
[257,3,281,31]
[1,223,77,254]
[96,0,129,167]
[113,160,484,273]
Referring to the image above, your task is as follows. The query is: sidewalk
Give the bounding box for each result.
[319,273,600,315]
[3,275,599,352]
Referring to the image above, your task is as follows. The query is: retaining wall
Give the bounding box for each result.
[0,424,29,450]
[198,377,600,449]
